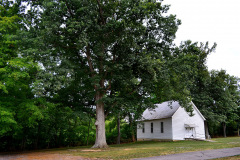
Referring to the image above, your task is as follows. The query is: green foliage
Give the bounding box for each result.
[105,118,133,144]
[0,97,97,150]
[0,1,96,150]
[209,70,239,123]
[0,106,17,135]
[0,1,40,144]
[22,0,181,102]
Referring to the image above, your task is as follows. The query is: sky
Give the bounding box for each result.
[162,0,240,78]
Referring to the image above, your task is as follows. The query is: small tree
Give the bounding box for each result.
[209,70,239,137]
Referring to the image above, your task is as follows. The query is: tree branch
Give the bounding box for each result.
[64,0,74,17]
[86,45,95,78]
[129,80,143,95]
[96,0,106,25]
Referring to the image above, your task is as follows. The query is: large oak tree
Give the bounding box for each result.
[22,0,180,148]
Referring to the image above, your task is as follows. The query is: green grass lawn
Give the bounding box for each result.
[49,137,240,159]
[214,155,240,160]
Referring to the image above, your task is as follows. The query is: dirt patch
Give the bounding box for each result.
[67,149,78,152]
[0,152,98,160]
[123,148,132,151]
[81,150,103,152]
[139,147,163,150]
[176,147,192,149]
[205,139,216,142]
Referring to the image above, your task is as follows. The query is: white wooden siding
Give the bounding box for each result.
[137,118,172,140]
[172,106,205,140]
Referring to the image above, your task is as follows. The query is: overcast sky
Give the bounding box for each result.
[162,0,240,78]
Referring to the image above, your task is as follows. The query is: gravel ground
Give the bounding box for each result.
[0,152,102,160]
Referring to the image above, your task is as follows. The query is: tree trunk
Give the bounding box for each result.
[117,113,121,144]
[237,123,240,136]
[92,92,108,148]
[21,137,26,150]
[87,117,91,146]
[223,122,227,137]
[204,121,210,139]
[238,127,239,136]
[34,123,40,149]
[129,113,136,142]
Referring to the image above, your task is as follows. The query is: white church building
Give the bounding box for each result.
[137,101,206,141]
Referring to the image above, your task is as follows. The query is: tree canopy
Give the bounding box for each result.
[22,0,182,148]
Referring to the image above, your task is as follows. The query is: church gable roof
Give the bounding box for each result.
[141,101,180,121]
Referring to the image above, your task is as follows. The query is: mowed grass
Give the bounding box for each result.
[48,137,240,159]
[214,155,240,160]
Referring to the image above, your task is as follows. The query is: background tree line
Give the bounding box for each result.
[0,0,239,151]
